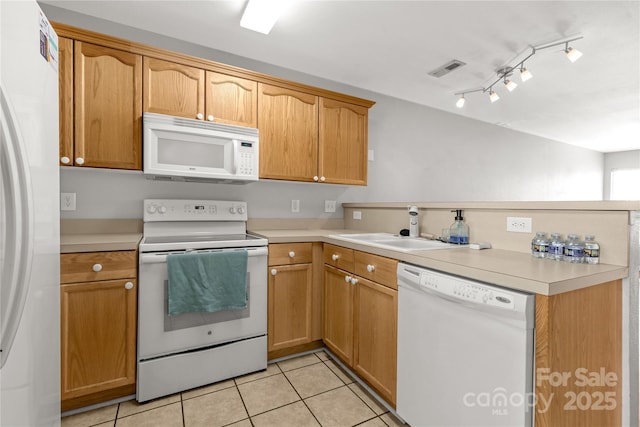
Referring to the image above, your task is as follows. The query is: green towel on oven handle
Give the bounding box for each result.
[167,250,248,316]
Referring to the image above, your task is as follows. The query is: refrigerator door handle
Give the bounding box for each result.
[0,83,35,369]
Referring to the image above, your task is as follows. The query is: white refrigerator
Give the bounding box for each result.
[1,1,61,426]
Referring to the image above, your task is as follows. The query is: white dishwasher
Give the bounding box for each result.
[397,263,535,427]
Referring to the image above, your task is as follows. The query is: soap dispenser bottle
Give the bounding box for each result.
[408,206,419,237]
[449,209,469,244]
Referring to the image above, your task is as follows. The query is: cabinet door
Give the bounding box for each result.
[205,71,257,127]
[258,83,318,181]
[323,264,354,366]
[354,277,398,405]
[60,279,137,401]
[74,41,142,170]
[58,37,74,166]
[319,98,368,185]
[268,264,313,352]
[143,57,205,119]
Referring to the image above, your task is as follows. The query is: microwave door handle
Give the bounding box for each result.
[232,139,239,174]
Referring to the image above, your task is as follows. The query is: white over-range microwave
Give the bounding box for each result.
[143,112,259,184]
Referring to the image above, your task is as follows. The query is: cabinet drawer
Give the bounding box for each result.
[60,251,137,284]
[354,251,398,289]
[269,243,312,266]
[323,244,354,271]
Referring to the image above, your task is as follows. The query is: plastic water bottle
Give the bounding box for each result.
[584,235,600,264]
[547,233,565,261]
[564,234,584,264]
[531,232,549,258]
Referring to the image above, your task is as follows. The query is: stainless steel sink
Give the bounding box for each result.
[329,233,459,252]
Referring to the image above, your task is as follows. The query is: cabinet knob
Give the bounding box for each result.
[345,275,352,283]
[75,157,85,165]
[288,251,295,258]
[367,264,375,272]
[92,263,102,272]
[331,254,340,261]
[350,277,358,285]
[124,282,134,290]
[60,156,70,164]
[207,115,214,121]
[196,113,204,120]
[320,176,326,182]
[313,176,319,182]
[271,268,277,276]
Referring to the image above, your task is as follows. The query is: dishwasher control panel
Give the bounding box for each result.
[419,271,516,310]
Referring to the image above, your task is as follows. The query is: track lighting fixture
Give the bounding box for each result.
[454,36,583,107]
[565,45,583,63]
[519,67,533,82]
[504,78,518,92]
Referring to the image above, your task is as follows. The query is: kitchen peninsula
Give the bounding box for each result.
[251,200,640,427]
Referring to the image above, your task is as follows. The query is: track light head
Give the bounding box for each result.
[456,95,465,108]
[504,79,518,92]
[489,90,500,103]
[565,45,583,62]
[519,67,533,82]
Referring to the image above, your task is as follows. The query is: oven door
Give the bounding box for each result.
[138,246,267,360]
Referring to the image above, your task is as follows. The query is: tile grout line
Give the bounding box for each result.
[278,354,326,426]
[232,380,253,427]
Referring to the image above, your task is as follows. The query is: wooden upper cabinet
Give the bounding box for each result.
[143,57,205,119]
[58,37,74,166]
[205,71,257,127]
[258,83,319,182]
[74,41,142,170]
[319,98,368,186]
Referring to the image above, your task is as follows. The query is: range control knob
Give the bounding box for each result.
[147,205,157,214]
[158,206,167,214]
[237,207,245,214]
[229,207,236,214]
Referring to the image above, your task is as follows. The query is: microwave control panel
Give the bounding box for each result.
[238,141,257,176]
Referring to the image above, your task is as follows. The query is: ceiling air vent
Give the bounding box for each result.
[427,60,466,78]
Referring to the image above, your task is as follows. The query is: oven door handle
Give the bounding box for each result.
[139,247,268,264]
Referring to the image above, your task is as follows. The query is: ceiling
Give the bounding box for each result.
[43,0,640,153]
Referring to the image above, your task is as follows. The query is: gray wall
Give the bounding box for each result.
[42,4,605,220]
[603,150,640,200]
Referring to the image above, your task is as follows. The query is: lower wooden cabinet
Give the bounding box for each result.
[60,250,137,411]
[323,244,398,406]
[268,263,313,351]
[323,264,355,365]
[353,277,397,405]
[267,243,323,358]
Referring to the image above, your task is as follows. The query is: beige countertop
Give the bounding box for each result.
[60,233,142,253]
[252,229,628,296]
[60,219,142,253]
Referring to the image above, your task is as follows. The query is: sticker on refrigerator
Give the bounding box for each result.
[38,9,58,72]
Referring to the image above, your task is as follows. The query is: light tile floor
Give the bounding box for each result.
[61,350,406,427]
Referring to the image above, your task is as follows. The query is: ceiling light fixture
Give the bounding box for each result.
[453,36,583,108]
[240,0,294,34]
[503,78,518,92]
[565,45,583,63]
[519,66,533,82]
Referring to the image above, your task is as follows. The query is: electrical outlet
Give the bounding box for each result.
[291,199,300,213]
[60,192,76,211]
[324,200,336,213]
[506,216,532,233]
[353,211,362,220]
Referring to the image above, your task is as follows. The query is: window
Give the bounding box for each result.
[610,168,640,200]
